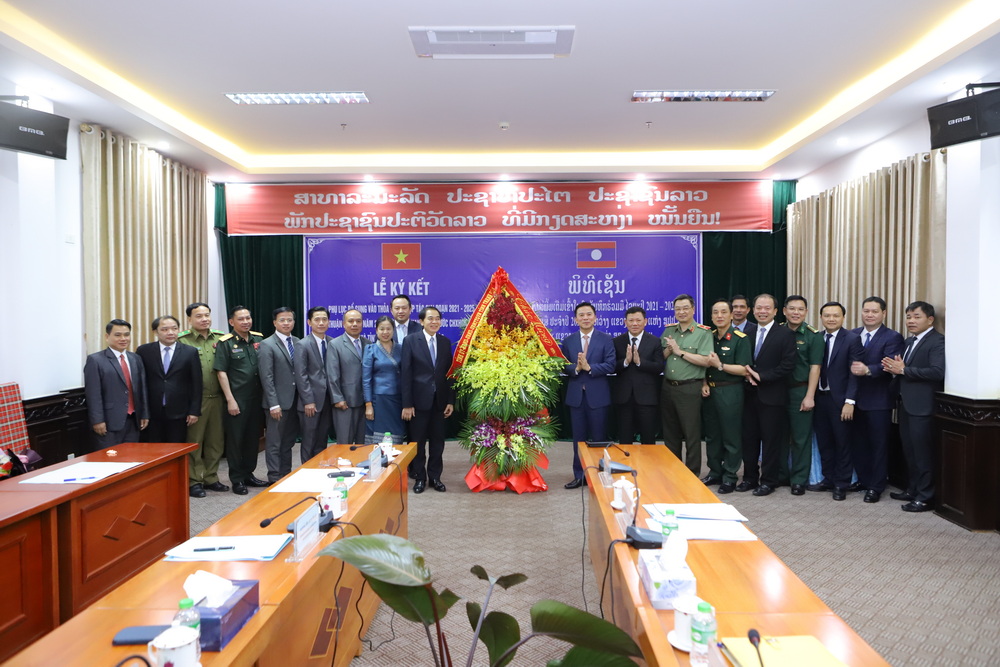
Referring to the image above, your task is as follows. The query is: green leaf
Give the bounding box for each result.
[470,565,492,582]
[319,534,431,586]
[530,600,641,657]
[547,646,640,667]
[494,573,528,590]
[466,601,483,629]
[366,578,459,625]
[478,611,521,667]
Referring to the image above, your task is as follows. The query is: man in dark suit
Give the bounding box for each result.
[401,306,455,493]
[883,300,945,512]
[137,315,203,491]
[259,307,300,483]
[812,302,863,501]
[84,319,149,449]
[391,294,423,345]
[561,301,616,489]
[731,294,757,339]
[740,294,797,496]
[294,306,335,464]
[612,306,663,445]
[328,308,370,445]
[849,296,904,503]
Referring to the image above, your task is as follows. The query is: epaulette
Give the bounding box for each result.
[178,329,192,337]
[733,329,747,338]
[219,333,234,342]
[251,331,264,337]
[697,323,712,330]
[212,329,226,335]
[806,324,819,333]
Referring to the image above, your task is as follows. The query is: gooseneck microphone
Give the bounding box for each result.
[748,628,764,666]
[612,443,631,457]
[259,496,320,528]
[624,469,661,549]
[349,444,365,450]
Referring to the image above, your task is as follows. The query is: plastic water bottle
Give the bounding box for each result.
[380,431,393,447]
[334,476,349,515]
[690,601,716,666]
[173,597,200,631]
[660,509,677,548]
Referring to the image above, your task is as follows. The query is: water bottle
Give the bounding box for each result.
[172,597,202,662]
[380,431,393,455]
[660,509,677,548]
[690,601,716,666]
[334,476,349,515]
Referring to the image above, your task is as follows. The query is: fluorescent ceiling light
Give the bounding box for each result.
[225,92,369,105]
[631,90,776,103]
[409,26,574,59]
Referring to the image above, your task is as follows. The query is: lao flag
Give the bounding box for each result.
[382,243,421,270]
[577,241,616,268]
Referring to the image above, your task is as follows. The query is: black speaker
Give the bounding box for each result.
[927,87,1000,150]
[0,103,69,160]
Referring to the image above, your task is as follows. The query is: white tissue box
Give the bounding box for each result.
[637,550,696,610]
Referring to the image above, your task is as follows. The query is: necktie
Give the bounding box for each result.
[903,337,916,363]
[286,336,295,361]
[754,326,767,359]
[119,353,135,415]
[864,332,872,348]
[428,336,437,366]
[162,346,172,373]
[320,338,327,364]
[582,334,590,355]
[820,333,832,388]
[353,337,362,356]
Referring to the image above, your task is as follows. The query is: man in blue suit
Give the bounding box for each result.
[84,319,149,449]
[849,296,903,503]
[561,301,615,489]
[812,302,863,500]
[391,294,423,345]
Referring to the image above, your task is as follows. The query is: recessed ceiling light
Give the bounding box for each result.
[225,92,369,105]
[631,90,775,103]
[409,26,574,59]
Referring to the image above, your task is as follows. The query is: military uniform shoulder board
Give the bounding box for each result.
[212,329,226,335]
[806,324,819,333]
[178,329,192,337]
[219,333,234,342]
[697,323,712,330]
[250,331,264,337]
[733,329,747,338]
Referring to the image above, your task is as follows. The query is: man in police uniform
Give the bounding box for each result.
[781,295,823,495]
[701,298,750,494]
[214,305,268,495]
[178,303,229,497]
[660,293,713,476]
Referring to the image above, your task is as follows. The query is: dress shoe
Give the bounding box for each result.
[790,484,805,496]
[889,490,914,501]
[847,481,864,492]
[717,483,736,494]
[232,482,248,495]
[735,481,758,492]
[564,478,585,490]
[205,481,230,492]
[189,483,206,498]
[430,479,446,492]
[700,475,722,486]
[413,480,426,494]
[806,482,832,492]
[832,488,847,501]
[752,484,774,497]
[901,500,933,512]
[246,476,271,488]
[864,490,881,503]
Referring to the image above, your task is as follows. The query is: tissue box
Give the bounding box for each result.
[637,551,696,610]
[195,579,260,651]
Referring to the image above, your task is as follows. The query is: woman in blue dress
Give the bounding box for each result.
[363,315,405,444]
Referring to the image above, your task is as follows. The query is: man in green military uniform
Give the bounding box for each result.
[701,298,751,494]
[178,302,229,498]
[660,293,714,476]
[213,305,268,495]
[780,295,823,495]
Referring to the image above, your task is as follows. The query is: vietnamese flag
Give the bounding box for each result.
[577,241,616,268]
[381,243,421,270]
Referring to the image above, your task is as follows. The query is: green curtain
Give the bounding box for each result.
[214,184,305,338]
[701,180,795,317]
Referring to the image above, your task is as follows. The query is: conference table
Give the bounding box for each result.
[7,443,415,666]
[580,444,889,667]
[0,442,195,663]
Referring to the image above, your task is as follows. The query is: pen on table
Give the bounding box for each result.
[718,641,739,665]
[63,476,98,482]
[193,546,236,552]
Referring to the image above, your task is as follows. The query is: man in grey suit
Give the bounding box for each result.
[328,308,370,445]
[883,300,945,513]
[84,319,149,449]
[294,306,334,463]
[259,307,300,482]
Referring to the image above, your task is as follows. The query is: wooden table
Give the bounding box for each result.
[0,442,194,663]
[580,444,889,666]
[7,444,415,667]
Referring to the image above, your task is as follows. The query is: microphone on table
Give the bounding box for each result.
[259,495,337,532]
[586,440,630,457]
[259,496,319,528]
[349,444,365,450]
[624,468,661,549]
[748,628,764,666]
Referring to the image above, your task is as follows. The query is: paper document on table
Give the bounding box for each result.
[269,468,365,493]
[165,535,293,561]
[646,517,757,541]
[18,461,142,484]
[720,635,846,666]
[644,503,748,522]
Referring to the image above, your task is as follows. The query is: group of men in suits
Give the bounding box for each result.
[558,294,946,513]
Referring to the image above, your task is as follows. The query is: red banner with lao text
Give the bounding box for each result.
[224,181,772,235]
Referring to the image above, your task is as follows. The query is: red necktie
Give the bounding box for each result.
[120,353,135,415]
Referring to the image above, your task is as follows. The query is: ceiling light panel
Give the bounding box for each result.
[632,90,776,103]
[409,26,574,59]
[225,92,369,105]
